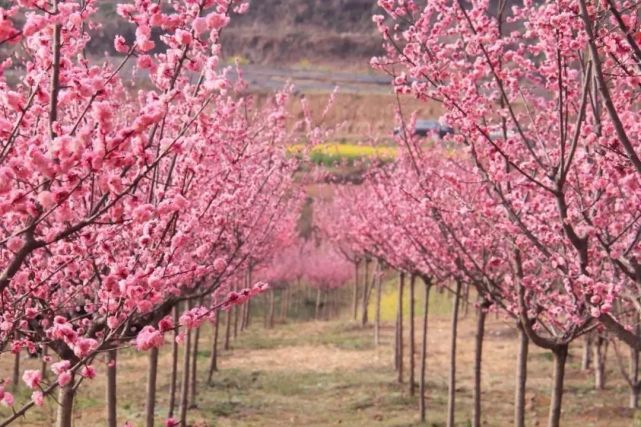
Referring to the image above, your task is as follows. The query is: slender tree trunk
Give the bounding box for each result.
[548,345,568,427]
[374,263,383,346]
[12,351,19,392]
[514,325,529,427]
[463,283,470,318]
[268,290,275,328]
[243,268,253,329]
[630,338,640,408]
[447,281,461,427]
[40,346,48,380]
[397,272,405,383]
[361,259,371,326]
[280,287,288,322]
[240,300,247,331]
[315,287,322,320]
[168,304,180,418]
[56,373,75,427]
[581,334,592,370]
[243,299,251,330]
[419,281,431,422]
[240,275,248,332]
[189,325,201,408]
[473,300,488,427]
[208,317,220,385]
[233,297,239,337]
[631,385,641,410]
[145,347,159,427]
[409,273,416,396]
[179,322,192,426]
[323,289,329,320]
[593,334,606,390]
[353,260,360,321]
[224,308,232,350]
[106,349,117,427]
[395,303,400,371]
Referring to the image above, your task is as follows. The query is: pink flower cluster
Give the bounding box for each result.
[135,326,165,351]
[222,281,270,311]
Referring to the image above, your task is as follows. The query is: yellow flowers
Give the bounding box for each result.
[288,142,397,165]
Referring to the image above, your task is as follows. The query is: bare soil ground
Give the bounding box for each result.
[1,286,638,426]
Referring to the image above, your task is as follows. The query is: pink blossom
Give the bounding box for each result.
[205,12,229,30]
[80,365,96,379]
[31,391,44,407]
[22,370,42,389]
[192,17,208,36]
[73,337,97,358]
[179,307,208,329]
[37,191,56,210]
[137,55,153,69]
[23,14,46,36]
[1,392,14,407]
[136,326,164,351]
[51,360,71,375]
[57,371,72,387]
[175,29,192,45]
[7,237,22,252]
[158,316,174,333]
[213,257,226,273]
[114,35,129,53]
[3,91,24,111]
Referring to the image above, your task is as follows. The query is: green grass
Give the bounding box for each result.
[2,296,639,427]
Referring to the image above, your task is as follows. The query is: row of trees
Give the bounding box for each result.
[0,1,312,426]
[317,0,641,425]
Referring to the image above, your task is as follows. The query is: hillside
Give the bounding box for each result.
[220,0,384,65]
[83,0,383,66]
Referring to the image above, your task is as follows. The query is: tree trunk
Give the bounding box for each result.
[240,301,247,331]
[361,259,371,326]
[224,308,232,350]
[145,347,159,427]
[631,385,641,410]
[243,299,252,330]
[280,287,289,322]
[315,287,322,320]
[396,272,405,382]
[353,260,359,321]
[208,317,220,385]
[593,334,606,390]
[233,301,239,338]
[374,263,383,346]
[321,289,330,320]
[40,346,48,380]
[409,273,416,397]
[419,281,431,422]
[630,340,640,408]
[447,281,461,427]
[56,373,75,427]
[179,323,192,426]
[463,282,470,318]
[189,325,200,408]
[473,300,487,427]
[106,349,117,427]
[548,345,568,427]
[11,351,19,392]
[581,334,592,370]
[242,269,253,330]
[514,325,529,427]
[168,304,180,418]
